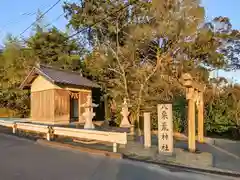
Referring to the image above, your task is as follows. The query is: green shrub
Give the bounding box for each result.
[173,110,184,133]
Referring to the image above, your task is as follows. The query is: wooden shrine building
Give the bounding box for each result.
[20,64,100,125]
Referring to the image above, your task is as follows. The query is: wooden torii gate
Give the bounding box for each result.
[180,73,205,152]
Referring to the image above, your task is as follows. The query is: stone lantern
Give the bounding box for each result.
[80,95,98,129]
[120,98,131,128]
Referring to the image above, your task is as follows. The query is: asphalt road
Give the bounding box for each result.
[214,139,240,157]
[174,140,240,172]
[0,134,237,180]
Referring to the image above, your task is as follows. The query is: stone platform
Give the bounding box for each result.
[54,131,239,173]
[119,137,213,169]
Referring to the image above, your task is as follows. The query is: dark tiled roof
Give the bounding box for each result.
[20,65,100,89]
[38,65,100,88]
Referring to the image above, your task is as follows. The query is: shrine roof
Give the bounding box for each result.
[19,64,100,89]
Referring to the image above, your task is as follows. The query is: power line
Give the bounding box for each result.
[18,0,136,43]
[0,2,57,38]
[45,12,65,28]
[0,12,38,36]
[19,0,61,36]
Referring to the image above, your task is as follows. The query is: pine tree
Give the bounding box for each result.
[27,27,82,70]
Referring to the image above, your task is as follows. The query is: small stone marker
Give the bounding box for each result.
[120,98,131,128]
[157,104,173,154]
[47,126,54,141]
[12,123,17,134]
[47,132,51,141]
[113,143,117,153]
[80,95,98,129]
[144,112,151,148]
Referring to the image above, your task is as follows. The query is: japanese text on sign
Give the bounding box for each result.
[158,104,173,153]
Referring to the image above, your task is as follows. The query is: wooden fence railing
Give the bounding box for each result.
[0,121,127,152]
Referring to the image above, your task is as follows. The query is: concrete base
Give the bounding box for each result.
[84,126,95,130]
[100,120,109,127]
[174,148,213,168]
[155,152,176,162]
[84,122,95,129]
[157,151,174,157]
[120,141,157,157]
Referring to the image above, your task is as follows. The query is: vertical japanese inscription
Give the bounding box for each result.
[158,104,173,153]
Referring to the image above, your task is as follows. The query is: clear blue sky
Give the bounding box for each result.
[0,0,74,42]
[0,0,239,81]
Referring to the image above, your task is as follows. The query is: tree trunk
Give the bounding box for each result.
[136,84,144,136]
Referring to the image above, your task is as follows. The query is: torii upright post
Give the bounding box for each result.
[186,87,197,152]
[197,92,204,143]
[181,73,205,152]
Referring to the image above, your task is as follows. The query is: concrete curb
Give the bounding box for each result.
[0,132,35,143]
[173,133,240,159]
[125,156,240,178]
[36,139,123,159]
[205,137,240,144]
[172,133,240,144]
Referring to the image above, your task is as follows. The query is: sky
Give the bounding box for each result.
[202,0,240,82]
[0,0,239,81]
